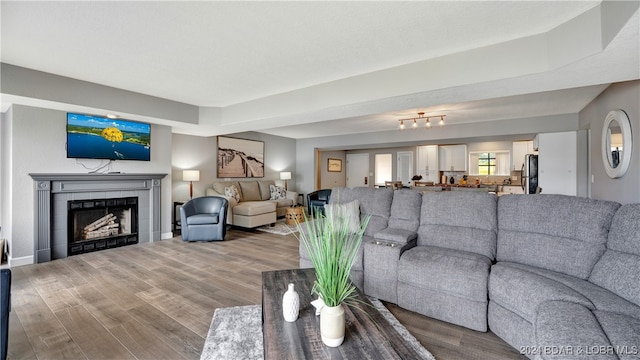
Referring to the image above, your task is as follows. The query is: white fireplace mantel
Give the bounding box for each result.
[29,173,167,263]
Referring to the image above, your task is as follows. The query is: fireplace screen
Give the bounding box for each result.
[68,197,138,255]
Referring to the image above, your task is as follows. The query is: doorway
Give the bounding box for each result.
[347,153,370,187]
[397,151,413,187]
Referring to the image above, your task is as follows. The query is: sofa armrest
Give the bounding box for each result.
[374,228,417,245]
[364,232,417,303]
[286,190,298,202]
[205,188,238,208]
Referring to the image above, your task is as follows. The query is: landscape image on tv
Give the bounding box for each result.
[67,113,151,161]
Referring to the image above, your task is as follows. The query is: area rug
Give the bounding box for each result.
[256,220,298,236]
[200,299,436,360]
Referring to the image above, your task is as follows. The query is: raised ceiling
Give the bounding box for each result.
[1,1,639,139]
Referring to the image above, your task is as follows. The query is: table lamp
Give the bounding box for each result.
[183,170,200,199]
[280,172,292,190]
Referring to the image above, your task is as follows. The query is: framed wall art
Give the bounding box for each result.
[327,158,342,172]
[217,136,265,178]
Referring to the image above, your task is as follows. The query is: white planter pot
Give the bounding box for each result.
[320,303,345,347]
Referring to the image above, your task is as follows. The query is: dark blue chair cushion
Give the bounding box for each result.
[186,214,220,225]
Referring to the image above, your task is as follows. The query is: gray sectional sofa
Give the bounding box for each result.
[299,187,640,359]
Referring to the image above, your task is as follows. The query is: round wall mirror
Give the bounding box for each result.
[601,110,632,178]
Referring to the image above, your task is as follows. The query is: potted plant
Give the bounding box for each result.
[296,203,370,347]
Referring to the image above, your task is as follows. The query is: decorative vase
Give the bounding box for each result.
[320,303,345,347]
[282,283,299,322]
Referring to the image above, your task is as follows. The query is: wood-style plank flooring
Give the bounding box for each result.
[6,227,524,360]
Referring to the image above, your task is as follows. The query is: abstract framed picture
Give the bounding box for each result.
[327,158,342,172]
[217,136,265,178]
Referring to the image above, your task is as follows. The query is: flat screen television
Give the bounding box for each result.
[67,113,151,161]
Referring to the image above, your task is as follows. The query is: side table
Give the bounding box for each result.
[173,201,186,234]
[285,206,305,226]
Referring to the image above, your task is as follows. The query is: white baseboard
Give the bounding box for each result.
[161,232,175,240]
[9,255,34,267]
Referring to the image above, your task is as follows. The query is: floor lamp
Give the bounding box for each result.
[183,170,200,199]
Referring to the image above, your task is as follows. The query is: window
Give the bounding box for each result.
[469,151,510,176]
[374,154,392,185]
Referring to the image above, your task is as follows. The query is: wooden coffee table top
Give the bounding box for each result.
[262,268,424,359]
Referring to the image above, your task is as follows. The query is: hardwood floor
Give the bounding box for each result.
[7,227,524,360]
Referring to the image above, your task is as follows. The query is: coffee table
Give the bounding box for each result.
[262,268,424,359]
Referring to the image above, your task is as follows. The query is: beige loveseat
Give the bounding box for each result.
[205,180,297,228]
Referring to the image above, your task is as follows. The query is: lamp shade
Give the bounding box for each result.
[183,170,200,182]
[280,172,292,181]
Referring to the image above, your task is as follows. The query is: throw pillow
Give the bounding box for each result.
[225,185,241,203]
[324,200,361,234]
[269,184,286,200]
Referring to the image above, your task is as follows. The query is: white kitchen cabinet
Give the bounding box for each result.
[538,132,577,196]
[512,140,534,170]
[439,145,467,171]
[416,145,439,183]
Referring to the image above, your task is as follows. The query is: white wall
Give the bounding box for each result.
[538,131,577,196]
[172,134,217,202]
[0,108,12,252]
[320,150,346,189]
[580,80,640,204]
[5,104,172,265]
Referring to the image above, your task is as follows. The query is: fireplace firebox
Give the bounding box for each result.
[68,197,139,256]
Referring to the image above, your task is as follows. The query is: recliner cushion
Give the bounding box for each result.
[535,301,615,360]
[497,262,640,320]
[387,189,422,232]
[399,246,491,301]
[590,204,640,307]
[489,262,592,322]
[418,192,497,260]
[592,310,640,356]
[497,194,619,279]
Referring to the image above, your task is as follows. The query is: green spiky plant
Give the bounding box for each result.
[296,206,370,307]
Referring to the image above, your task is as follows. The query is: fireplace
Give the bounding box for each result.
[67,197,139,256]
[29,173,166,263]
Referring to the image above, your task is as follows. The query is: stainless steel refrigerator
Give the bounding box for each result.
[521,154,539,194]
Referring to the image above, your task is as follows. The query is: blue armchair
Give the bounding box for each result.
[180,196,228,241]
[1,268,10,360]
[307,189,332,216]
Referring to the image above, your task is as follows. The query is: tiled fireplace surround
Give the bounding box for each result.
[29,173,166,263]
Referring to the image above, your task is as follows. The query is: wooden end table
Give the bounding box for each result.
[262,268,425,359]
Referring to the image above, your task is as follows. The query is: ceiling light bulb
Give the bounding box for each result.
[439,116,445,127]
[412,119,417,129]
[399,120,405,130]
[426,119,431,128]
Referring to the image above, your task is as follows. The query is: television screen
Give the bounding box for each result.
[67,113,151,161]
